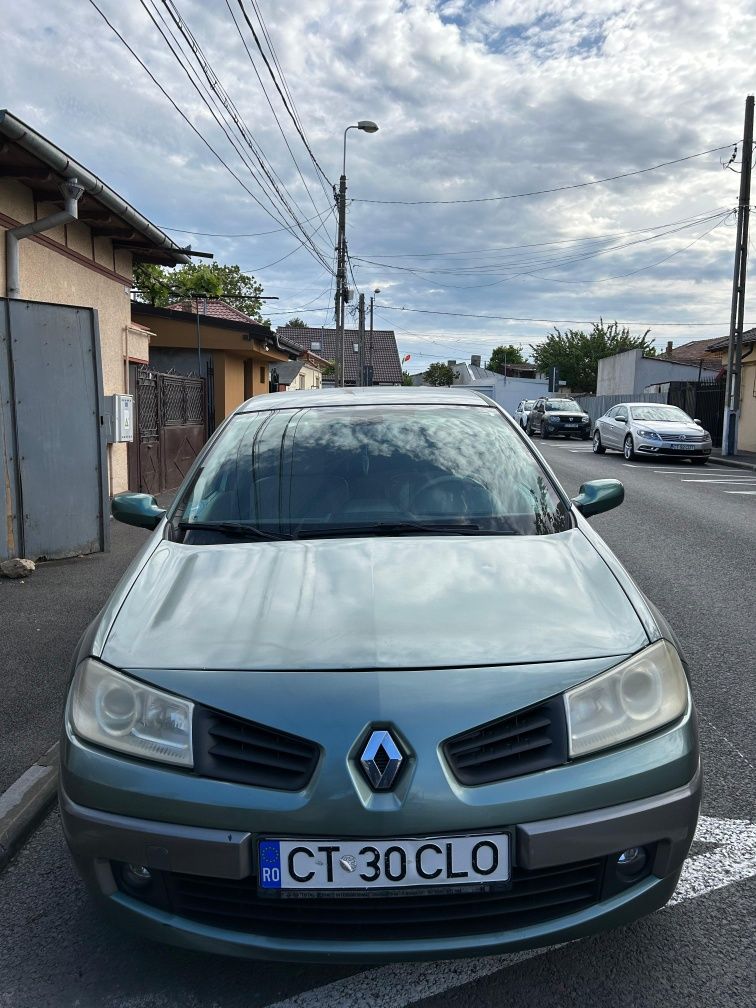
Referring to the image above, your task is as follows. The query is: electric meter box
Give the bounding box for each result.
[105,394,134,443]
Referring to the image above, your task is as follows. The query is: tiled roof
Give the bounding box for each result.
[656,337,725,364]
[276,326,402,384]
[167,299,260,324]
[707,327,756,351]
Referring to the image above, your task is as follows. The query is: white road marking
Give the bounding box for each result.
[724,490,756,495]
[263,814,756,1008]
[681,479,756,484]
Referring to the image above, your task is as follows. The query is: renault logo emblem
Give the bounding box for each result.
[360,729,404,790]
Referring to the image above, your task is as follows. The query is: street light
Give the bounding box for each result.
[335,120,379,386]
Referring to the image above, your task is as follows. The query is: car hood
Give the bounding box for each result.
[631,420,707,436]
[100,528,648,672]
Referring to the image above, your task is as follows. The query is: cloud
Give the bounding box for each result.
[0,0,752,367]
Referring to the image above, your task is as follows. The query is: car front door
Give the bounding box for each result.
[599,406,619,447]
[531,401,545,433]
[612,407,630,449]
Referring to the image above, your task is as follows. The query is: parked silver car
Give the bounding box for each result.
[514,399,536,429]
[593,403,712,463]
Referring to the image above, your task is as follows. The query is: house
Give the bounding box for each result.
[0,109,191,559]
[270,349,329,392]
[413,354,548,416]
[276,325,402,385]
[596,347,719,396]
[656,338,724,375]
[707,329,756,452]
[131,299,302,433]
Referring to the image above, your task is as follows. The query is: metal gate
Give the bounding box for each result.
[133,369,206,494]
[667,380,726,447]
[0,298,109,561]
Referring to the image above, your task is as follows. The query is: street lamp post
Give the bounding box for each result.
[335,121,378,387]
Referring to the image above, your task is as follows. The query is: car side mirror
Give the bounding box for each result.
[112,492,166,530]
[572,479,624,518]
[694,418,702,425]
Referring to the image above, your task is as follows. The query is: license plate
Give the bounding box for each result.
[564,423,578,428]
[258,833,510,892]
[669,444,690,450]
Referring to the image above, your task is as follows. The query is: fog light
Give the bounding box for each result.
[123,863,153,890]
[616,846,647,877]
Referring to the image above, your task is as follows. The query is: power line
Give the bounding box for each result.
[376,304,738,327]
[356,208,733,258]
[352,145,738,205]
[234,0,332,187]
[220,0,333,223]
[353,211,731,291]
[89,0,332,273]
[156,205,333,237]
[146,0,332,268]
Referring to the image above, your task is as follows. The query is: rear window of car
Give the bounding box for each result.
[172,404,571,538]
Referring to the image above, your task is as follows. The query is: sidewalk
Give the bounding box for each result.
[708,448,756,472]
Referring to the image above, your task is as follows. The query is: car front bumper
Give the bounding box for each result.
[60,760,701,963]
[634,436,711,458]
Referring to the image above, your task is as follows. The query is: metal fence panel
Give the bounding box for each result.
[0,298,108,561]
[574,392,667,427]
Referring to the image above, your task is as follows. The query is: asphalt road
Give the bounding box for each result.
[1,445,754,1008]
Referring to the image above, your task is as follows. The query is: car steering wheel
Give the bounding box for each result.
[409,475,487,513]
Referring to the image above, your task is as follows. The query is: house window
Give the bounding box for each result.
[310,340,321,351]
[353,343,359,353]
[299,374,306,389]
[260,366,265,384]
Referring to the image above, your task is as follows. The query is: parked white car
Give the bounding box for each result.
[593,403,712,463]
[514,399,537,429]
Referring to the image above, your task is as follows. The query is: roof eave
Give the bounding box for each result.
[0,109,190,266]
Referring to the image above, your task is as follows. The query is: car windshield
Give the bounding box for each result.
[522,400,535,409]
[630,405,693,422]
[172,404,570,538]
[545,400,581,412]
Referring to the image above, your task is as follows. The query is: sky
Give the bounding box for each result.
[2,0,754,371]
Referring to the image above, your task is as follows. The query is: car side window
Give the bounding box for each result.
[606,407,617,419]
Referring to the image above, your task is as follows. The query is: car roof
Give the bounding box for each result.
[237,385,493,413]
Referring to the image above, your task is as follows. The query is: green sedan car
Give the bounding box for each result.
[60,387,700,962]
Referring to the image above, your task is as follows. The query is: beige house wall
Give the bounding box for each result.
[0,177,135,494]
[712,348,756,453]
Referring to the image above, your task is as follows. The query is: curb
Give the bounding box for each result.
[707,456,756,473]
[0,742,59,869]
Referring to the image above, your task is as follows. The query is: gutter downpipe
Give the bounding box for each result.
[6,181,82,298]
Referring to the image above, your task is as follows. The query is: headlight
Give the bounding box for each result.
[564,640,688,758]
[69,659,193,767]
[635,428,661,439]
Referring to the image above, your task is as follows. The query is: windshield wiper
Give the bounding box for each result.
[176,520,293,542]
[296,521,515,539]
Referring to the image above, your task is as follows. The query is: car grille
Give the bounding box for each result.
[658,432,707,442]
[192,708,320,791]
[443,698,568,786]
[154,858,605,940]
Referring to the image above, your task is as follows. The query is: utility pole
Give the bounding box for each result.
[334,173,347,387]
[723,94,754,455]
[357,293,366,386]
[368,288,380,386]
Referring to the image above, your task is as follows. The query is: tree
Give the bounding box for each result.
[530,320,653,394]
[425,362,459,386]
[286,317,307,328]
[487,344,527,374]
[132,262,269,323]
[401,369,414,386]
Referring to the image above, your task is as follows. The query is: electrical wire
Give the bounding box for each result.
[352,145,738,205]
[243,0,336,214]
[220,0,334,223]
[156,205,333,237]
[145,0,333,268]
[89,0,333,273]
[375,304,739,327]
[356,208,734,259]
[234,0,332,187]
